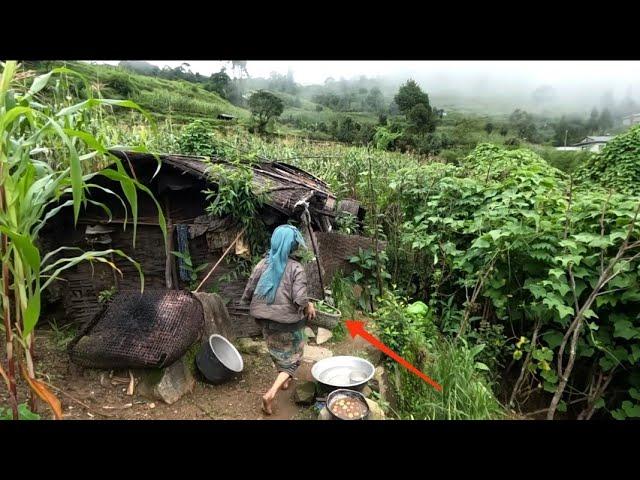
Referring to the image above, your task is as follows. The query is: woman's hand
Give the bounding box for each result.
[305,302,316,321]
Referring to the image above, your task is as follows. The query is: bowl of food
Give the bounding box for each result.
[311,355,375,393]
[326,389,370,420]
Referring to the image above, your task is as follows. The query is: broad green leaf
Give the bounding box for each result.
[471,237,490,249]
[22,286,41,337]
[28,72,53,95]
[621,401,640,418]
[613,319,639,340]
[475,362,490,371]
[0,227,41,271]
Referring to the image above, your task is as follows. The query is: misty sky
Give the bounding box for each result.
[93,60,640,87]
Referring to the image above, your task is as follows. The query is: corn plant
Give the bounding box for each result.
[0,61,166,419]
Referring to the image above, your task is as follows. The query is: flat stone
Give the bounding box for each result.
[294,381,316,405]
[235,338,268,356]
[302,345,333,363]
[318,407,332,420]
[315,327,333,345]
[304,327,315,338]
[370,366,388,402]
[193,292,236,342]
[136,357,195,405]
[365,398,386,420]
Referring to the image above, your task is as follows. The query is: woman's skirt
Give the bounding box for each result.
[262,325,306,377]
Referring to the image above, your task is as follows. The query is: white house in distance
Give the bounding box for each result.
[622,113,640,127]
[572,135,615,152]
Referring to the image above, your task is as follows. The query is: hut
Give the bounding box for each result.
[41,150,372,338]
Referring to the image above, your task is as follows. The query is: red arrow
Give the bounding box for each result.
[345,320,442,392]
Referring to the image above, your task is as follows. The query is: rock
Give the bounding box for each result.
[370,366,388,402]
[136,356,195,405]
[302,345,333,363]
[193,292,236,342]
[304,327,315,338]
[294,381,316,405]
[318,407,332,420]
[365,398,386,420]
[235,338,268,356]
[315,327,333,345]
[362,386,373,398]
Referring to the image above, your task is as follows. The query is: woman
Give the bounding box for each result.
[240,224,316,415]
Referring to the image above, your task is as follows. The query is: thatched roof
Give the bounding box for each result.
[107,150,337,218]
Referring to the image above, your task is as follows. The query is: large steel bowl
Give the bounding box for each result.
[311,355,375,393]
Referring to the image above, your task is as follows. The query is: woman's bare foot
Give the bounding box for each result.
[281,377,292,390]
[262,393,274,415]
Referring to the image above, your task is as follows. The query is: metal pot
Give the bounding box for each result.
[326,388,370,420]
[196,334,244,384]
[311,356,375,394]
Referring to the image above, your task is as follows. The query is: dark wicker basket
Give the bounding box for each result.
[68,289,204,369]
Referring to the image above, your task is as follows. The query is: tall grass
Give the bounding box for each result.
[391,337,504,420]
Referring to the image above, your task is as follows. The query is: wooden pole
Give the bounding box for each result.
[304,209,325,299]
[194,227,246,293]
[164,196,174,289]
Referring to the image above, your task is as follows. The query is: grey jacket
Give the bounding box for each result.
[240,256,309,324]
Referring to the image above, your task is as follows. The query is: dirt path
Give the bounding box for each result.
[2,328,378,420]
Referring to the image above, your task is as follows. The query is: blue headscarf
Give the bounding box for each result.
[254,225,307,304]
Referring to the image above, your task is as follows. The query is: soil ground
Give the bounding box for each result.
[1,327,380,420]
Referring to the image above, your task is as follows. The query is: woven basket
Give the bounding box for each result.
[308,298,341,329]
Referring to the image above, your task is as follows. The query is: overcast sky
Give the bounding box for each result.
[92,60,640,87]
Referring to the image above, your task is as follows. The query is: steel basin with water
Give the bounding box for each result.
[311,355,375,393]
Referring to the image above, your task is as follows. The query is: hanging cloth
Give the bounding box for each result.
[176,224,192,282]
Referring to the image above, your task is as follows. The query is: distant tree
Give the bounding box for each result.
[484,122,494,134]
[587,107,600,134]
[119,60,159,76]
[394,79,430,115]
[599,108,614,132]
[365,87,384,113]
[335,117,360,143]
[248,90,284,132]
[619,93,639,117]
[230,61,248,78]
[509,109,538,142]
[205,69,232,98]
[452,118,477,146]
[268,70,298,94]
[553,115,589,146]
[587,107,600,135]
[499,125,508,136]
[407,103,435,133]
[285,69,298,94]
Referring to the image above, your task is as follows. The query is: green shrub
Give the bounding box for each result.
[177,120,215,156]
[576,125,640,195]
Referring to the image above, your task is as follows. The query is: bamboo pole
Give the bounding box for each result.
[193,227,247,293]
